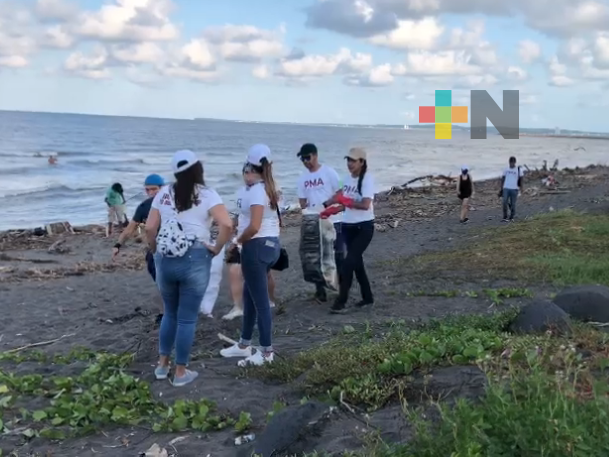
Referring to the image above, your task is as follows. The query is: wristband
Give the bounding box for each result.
[114,243,121,249]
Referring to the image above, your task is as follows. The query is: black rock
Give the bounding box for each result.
[508,300,572,335]
[237,401,333,457]
[554,285,609,323]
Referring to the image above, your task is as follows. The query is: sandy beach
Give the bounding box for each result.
[1,164,608,456]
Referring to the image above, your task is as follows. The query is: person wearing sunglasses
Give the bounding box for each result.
[112,173,165,323]
[296,143,344,303]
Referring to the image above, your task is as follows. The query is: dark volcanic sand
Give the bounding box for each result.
[1,166,608,456]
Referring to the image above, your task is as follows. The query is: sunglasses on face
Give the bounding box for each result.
[300,155,312,162]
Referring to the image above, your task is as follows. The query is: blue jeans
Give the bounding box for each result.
[239,237,280,351]
[154,244,212,365]
[502,189,518,219]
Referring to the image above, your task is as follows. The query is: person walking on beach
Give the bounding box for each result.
[220,144,281,366]
[325,147,375,314]
[112,174,165,324]
[105,183,128,237]
[146,150,232,387]
[499,156,524,222]
[457,165,474,223]
[296,143,344,303]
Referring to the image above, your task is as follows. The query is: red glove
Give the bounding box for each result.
[320,205,342,219]
[337,194,355,208]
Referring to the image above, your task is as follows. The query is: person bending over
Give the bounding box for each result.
[105,182,128,237]
[112,174,165,324]
[296,143,345,303]
[146,150,232,387]
[220,144,281,366]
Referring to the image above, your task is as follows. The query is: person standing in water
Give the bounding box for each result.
[112,174,165,324]
[457,165,474,223]
[499,156,524,222]
[105,183,128,237]
[296,143,344,303]
[326,147,375,314]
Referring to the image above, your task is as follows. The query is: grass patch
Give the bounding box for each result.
[411,210,609,285]
[0,348,243,443]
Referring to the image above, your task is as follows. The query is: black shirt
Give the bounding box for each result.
[132,197,153,224]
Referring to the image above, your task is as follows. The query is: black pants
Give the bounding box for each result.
[337,220,374,304]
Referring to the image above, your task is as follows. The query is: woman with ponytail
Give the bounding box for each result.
[326,147,375,314]
[220,144,280,366]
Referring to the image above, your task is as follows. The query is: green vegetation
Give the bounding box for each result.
[0,349,240,442]
[411,210,609,285]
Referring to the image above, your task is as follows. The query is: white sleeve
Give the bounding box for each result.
[151,186,166,210]
[249,183,268,206]
[329,167,341,193]
[361,173,375,199]
[204,188,223,211]
[296,175,306,199]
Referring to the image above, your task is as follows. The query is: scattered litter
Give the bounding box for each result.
[168,436,188,446]
[235,433,255,446]
[140,443,168,457]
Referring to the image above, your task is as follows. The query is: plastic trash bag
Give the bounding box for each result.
[299,210,338,290]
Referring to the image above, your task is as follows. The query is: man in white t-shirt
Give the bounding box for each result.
[499,156,524,222]
[296,143,345,302]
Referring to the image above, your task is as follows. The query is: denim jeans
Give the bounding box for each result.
[154,243,212,365]
[502,188,519,219]
[337,221,374,304]
[239,237,280,351]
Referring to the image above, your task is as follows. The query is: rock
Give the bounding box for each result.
[508,300,572,335]
[391,219,400,228]
[374,223,387,232]
[554,285,609,323]
[238,401,334,457]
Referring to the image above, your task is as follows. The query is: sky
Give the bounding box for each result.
[0,0,608,131]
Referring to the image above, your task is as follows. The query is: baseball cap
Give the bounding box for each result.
[297,143,318,157]
[345,147,367,161]
[247,144,272,166]
[172,149,199,173]
[144,174,165,186]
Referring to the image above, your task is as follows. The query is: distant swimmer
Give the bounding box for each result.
[48,154,58,165]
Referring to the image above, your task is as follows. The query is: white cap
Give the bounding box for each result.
[246,144,272,166]
[172,149,199,173]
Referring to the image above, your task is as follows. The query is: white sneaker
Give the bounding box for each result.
[270,301,276,308]
[222,306,243,321]
[220,343,253,358]
[237,351,274,367]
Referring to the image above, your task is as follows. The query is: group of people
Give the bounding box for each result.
[111,143,376,386]
[456,156,525,223]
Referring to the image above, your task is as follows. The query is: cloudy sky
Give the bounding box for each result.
[0,0,608,130]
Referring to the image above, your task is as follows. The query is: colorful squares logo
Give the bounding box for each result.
[418,90,468,139]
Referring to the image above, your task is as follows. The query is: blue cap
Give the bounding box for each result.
[144,174,164,186]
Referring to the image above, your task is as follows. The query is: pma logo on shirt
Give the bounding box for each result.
[236,198,242,208]
[304,178,325,188]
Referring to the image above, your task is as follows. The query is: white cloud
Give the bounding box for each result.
[276,47,372,81]
[203,24,285,62]
[64,47,111,79]
[518,40,542,63]
[42,25,75,48]
[0,3,37,67]
[368,17,444,50]
[394,50,483,77]
[35,0,79,22]
[507,66,528,81]
[344,63,394,86]
[110,42,165,64]
[252,64,270,79]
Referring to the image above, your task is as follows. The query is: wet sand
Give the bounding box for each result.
[1,165,608,456]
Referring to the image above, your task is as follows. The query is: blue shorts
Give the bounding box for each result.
[145,251,156,282]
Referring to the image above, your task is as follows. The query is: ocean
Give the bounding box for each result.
[0,110,605,231]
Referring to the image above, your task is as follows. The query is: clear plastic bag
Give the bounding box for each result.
[299,211,338,290]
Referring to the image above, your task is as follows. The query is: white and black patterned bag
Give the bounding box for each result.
[156,189,194,258]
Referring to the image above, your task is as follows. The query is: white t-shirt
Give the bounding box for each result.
[152,184,223,242]
[341,173,375,223]
[236,182,280,239]
[503,166,523,190]
[297,164,342,223]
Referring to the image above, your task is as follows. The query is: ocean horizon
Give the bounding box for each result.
[0,110,606,231]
